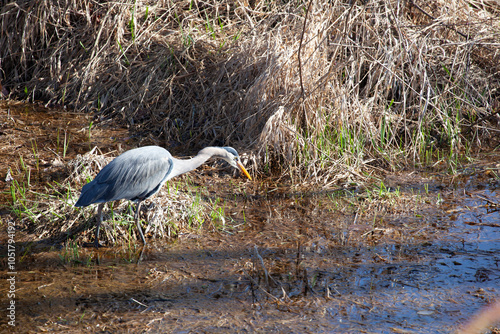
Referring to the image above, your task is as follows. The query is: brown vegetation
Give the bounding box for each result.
[2,3,500,331]
[1,0,500,180]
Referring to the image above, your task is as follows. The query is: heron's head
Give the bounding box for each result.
[220,147,252,180]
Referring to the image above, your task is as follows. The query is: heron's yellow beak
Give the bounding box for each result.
[237,161,252,180]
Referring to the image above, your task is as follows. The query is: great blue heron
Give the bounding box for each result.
[75,146,252,247]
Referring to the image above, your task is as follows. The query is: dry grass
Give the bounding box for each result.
[1,0,500,183]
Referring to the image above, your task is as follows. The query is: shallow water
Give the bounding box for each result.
[0,103,499,333]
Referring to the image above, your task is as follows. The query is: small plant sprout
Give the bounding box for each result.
[79,41,87,52]
[117,41,130,65]
[31,139,39,171]
[129,1,137,41]
[63,131,70,158]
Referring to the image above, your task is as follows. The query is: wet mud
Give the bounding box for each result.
[0,103,499,333]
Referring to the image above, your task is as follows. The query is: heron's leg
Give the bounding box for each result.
[135,201,147,244]
[94,203,104,248]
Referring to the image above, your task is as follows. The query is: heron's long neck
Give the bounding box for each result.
[167,147,224,180]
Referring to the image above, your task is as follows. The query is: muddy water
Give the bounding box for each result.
[1,103,499,333]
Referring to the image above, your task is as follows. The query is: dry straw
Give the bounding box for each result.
[1,0,499,184]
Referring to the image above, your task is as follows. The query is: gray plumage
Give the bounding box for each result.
[76,146,173,206]
[75,145,252,247]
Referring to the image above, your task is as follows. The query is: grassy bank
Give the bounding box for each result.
[1,0,499,180]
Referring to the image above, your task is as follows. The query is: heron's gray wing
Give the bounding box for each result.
[75,146,173,206]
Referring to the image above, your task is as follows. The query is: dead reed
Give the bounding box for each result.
[1,0,499,183]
